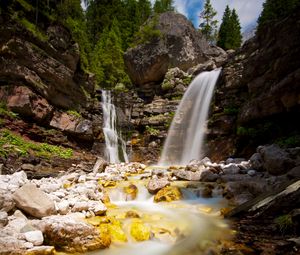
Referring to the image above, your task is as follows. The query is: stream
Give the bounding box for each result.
[85,169,232,255]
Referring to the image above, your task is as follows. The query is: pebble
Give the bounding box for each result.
[24,230,44,246]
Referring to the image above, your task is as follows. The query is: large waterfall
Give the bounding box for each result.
[159,69,221,166]
[101,90,129,163]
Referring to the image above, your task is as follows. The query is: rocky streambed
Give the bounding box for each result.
[0,144,299,255]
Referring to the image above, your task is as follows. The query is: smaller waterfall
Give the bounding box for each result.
[159,68,221,166]
[101,90,129,163]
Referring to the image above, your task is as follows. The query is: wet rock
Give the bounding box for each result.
[13,183,56,218]
[173,170,201,181]
[42,215,111,252]
[154,186,182,203]
[258,145,295,175]
[130,220,151,241]
[226,158,246,165]
[202,184,214,198]
[147,178,170,194]
[92,158,108,174]
[24,230,44,246]
[26,246,56,255]
[124,184,138,201]
[247,170,257,177]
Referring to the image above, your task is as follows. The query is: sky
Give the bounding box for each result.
[151,0,265,32]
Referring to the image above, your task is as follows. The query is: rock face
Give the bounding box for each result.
[124,12,210,99]
[206,8,300,160]
[13,183,56,218]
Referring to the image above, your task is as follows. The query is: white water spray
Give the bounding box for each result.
[101,90,129,163]
[159,69,221,166]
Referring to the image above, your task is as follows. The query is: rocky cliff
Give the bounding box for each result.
[206,7,300,160]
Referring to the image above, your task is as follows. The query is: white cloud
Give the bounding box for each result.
[210,0,265,31]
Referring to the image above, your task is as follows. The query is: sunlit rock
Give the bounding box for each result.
[130,220,151,241]
[123,183,138,200]
[154,186,182,203]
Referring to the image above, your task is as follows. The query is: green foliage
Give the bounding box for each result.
[258,0,300,31]
[236,122,274,138]
[90,19,131,89]
[0,129,73,159]
[161,81,174,91]
[223,106,239,115]
[276,135,300,147]
[164,112,175,128]
[145,125,160,136]
[66,110,82,118]
[16,16,48,41]
[217,6,242,50]
[0,102,18,119]
[16,0,34,11]
[274,215,293,234]
[199,0,218,43]
[133,15,162,46]
[153,0,174,13]
[182,76,193,86]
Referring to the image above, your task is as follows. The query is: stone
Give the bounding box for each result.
[222,164,240,175]
[249,153,263,171]
[26,246,56,255]
[130,220,151,241]
[57,201,70,215]
[90,202,107,216]
[173,170,201,181]
[24,230,44,246]
[124,12,209,99]
[154,186,182,203]
[0,211,8,227]
[50,111,79,133]
[42,215,111,252]
[287,166,300,179]
[147,178,170,194]
[258,144,294,176]
[200,170,219,182]
[247,170,257,177]
[92,158,108,175]
[13,183,56,218]
[21,164,35,171]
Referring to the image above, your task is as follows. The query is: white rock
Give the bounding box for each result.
[0,211,8,227]
[23,242,34,249]
[222,164,240,174]
[27,246,55,253]
[24,230,44,246]
[90,202,107,216]
[72,201,89,212]
[57,201,70,215]
[40,183,61,193]
[78,175,86,183]
[9,171,27,187]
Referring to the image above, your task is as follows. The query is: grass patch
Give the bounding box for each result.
[67,110,82,118]
[16,0,34,12]
[16,16,48,41]
[0,102,18,119]
[223,106,239,115]
[274,215,293,234]
[0,129,73,159]
[145,126,160,136]
[276,135,300,148]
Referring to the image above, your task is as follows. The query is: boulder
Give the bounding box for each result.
[258,145,295,175]
[124,12,209,98]
[200,170,219,182]
[222,164,240,175]
[12,183,56,218]
[249,153,263,171]
[147,178,170,194]
[24,230,44,246]
[41,215,111,252]
[287,166,300,179]
[173,170,201,181]
[154,186,182,202]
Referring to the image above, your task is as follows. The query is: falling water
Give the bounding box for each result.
[159,69,221,166]
[101,90,129,163]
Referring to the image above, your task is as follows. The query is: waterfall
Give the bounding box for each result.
[101,90,129,163]
[159,68,221,166]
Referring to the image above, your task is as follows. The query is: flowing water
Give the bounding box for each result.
[102,90,129,163]
[159,69,221,166]
[88,173,231,255]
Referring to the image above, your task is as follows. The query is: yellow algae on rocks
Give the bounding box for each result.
[130,220,151,241]
[99,180,117,187]
[26,246,56,255]
[123,183,138,200]
[154,186,182,203]
[108,223,128,243]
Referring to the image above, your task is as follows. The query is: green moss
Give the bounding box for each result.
[274,215,293,234]
[223,106,239,115]
[0,102,18,119]
[0,129,73,159]
[145,126,160,136]
[17,17,48,41]
[182,76,193,85]
[276,135,300,148]
[164,112,175,128]
[161,81,173,91]
[67,110,82,118]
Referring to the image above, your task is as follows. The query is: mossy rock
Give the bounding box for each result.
[130,220,151,241]
[154,186,182,203]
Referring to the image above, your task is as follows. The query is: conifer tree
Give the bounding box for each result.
[258,0,300,31]
[217,7,242,50]
[154,0,174,13]
[199,0,218,43]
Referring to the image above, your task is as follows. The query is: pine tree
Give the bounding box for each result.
[258,0,300,31]
[154,0,174,13]
[217,6,242,50]
[228,9,242,49]
[199,0,218,43]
